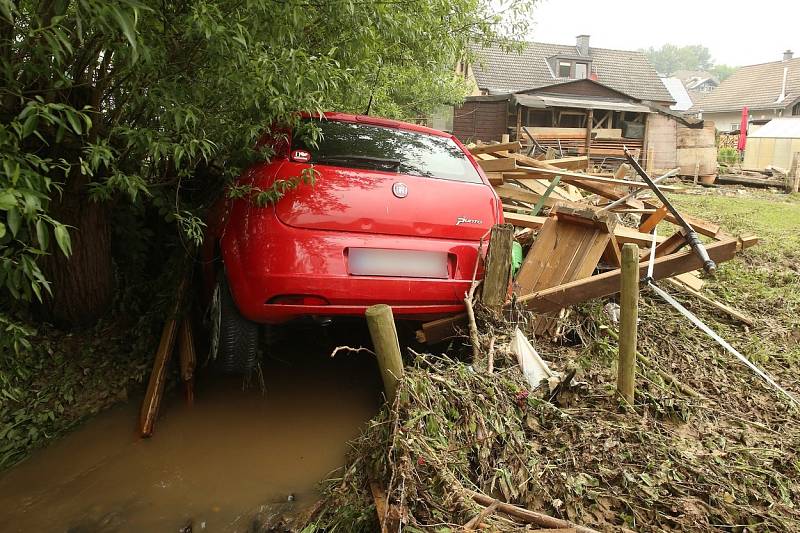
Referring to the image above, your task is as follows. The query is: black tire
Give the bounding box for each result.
[217,274,260,374]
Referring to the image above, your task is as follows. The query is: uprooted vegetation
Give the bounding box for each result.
[312,190,800,532]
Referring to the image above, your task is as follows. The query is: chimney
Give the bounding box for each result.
[576,35,590,56]
[784,50,794,61]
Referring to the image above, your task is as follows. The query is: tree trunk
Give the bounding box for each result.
[40,191,114,327]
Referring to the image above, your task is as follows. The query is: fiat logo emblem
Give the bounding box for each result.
[392,182,408,198]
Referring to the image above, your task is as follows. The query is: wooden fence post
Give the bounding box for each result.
[617,243,639,404]
[481,224,514,312]
[366,304,404,404]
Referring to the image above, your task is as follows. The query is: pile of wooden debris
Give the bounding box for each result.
[417,139,758,346]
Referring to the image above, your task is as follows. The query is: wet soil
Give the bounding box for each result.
[0,320,382,532]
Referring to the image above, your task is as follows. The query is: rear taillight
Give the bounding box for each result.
[268,295,329,306]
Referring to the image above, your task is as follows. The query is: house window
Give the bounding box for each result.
[556,60,589,79]
[793,102,800,116]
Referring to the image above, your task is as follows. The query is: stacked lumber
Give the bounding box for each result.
[520,129,644,160]
[415,140,758,344]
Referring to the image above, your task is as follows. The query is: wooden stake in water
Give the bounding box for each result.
[366,304,404,404]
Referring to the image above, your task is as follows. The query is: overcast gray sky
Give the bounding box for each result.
[522,0,798,66]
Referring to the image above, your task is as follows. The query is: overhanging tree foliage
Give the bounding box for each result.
[0,0,534,326]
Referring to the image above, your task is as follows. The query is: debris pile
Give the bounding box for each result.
[313,300,800,532]
[418,139,757,346]
[306,141,800,532]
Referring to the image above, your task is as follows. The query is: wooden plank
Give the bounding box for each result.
[502,211,548,229]
[514,178,575,201]
[518,167,657,189]
[517,239,740,313]
[638,205,668,233]
[614,225,667,246]
[469,141,522,155]
[655,230,688,257]
[671,271,704,292]
[538,156,589,170]
[508,152,562,170]
[504,212,667,248]
[494,184,580,209]
[663,278,754,326]
[478,158,517,172]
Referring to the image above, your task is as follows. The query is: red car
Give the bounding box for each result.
[206,112,502,372]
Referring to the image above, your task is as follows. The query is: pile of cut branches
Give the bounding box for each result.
[314,298,800,532]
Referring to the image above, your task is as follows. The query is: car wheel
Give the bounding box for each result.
[215,274,260,375]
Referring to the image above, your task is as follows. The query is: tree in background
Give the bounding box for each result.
[644,44,714,76]
[710,64,737,82]
[0,0,535,327]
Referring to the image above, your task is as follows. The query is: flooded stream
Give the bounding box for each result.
[0,320,382,532]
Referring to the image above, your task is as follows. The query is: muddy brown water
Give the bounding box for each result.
[0,321,383,532]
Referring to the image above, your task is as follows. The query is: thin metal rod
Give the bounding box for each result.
[599,168,679,212]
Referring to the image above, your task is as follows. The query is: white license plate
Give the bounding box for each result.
[348,248,449,279]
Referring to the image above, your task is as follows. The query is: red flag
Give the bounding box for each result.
[737,106,749,151]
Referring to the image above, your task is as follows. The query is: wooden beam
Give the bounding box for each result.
[502,211,548,228]
[538,156,589,170]
[517,239,740,313]
[484,172,504,186]
[469,141,522,155]
[478,158,517,172]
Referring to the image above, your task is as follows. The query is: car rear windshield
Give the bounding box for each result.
[293,119,483,184]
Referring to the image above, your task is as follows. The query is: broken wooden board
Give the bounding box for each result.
[503,212,668,250]
[518,238,744,313]
[515,206,616,336]
[417,237,755,344]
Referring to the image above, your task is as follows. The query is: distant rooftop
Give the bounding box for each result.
[693,56,800,113]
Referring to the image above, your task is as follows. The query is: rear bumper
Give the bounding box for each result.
[220,205,480,324]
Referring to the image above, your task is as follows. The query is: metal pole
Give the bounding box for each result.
[624,147,717,274]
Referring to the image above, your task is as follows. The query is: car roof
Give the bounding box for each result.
[299,111,451,138]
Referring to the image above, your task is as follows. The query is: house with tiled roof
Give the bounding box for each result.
[692,51,800,132]
[450,36,717,178]
[462,36,674,105]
